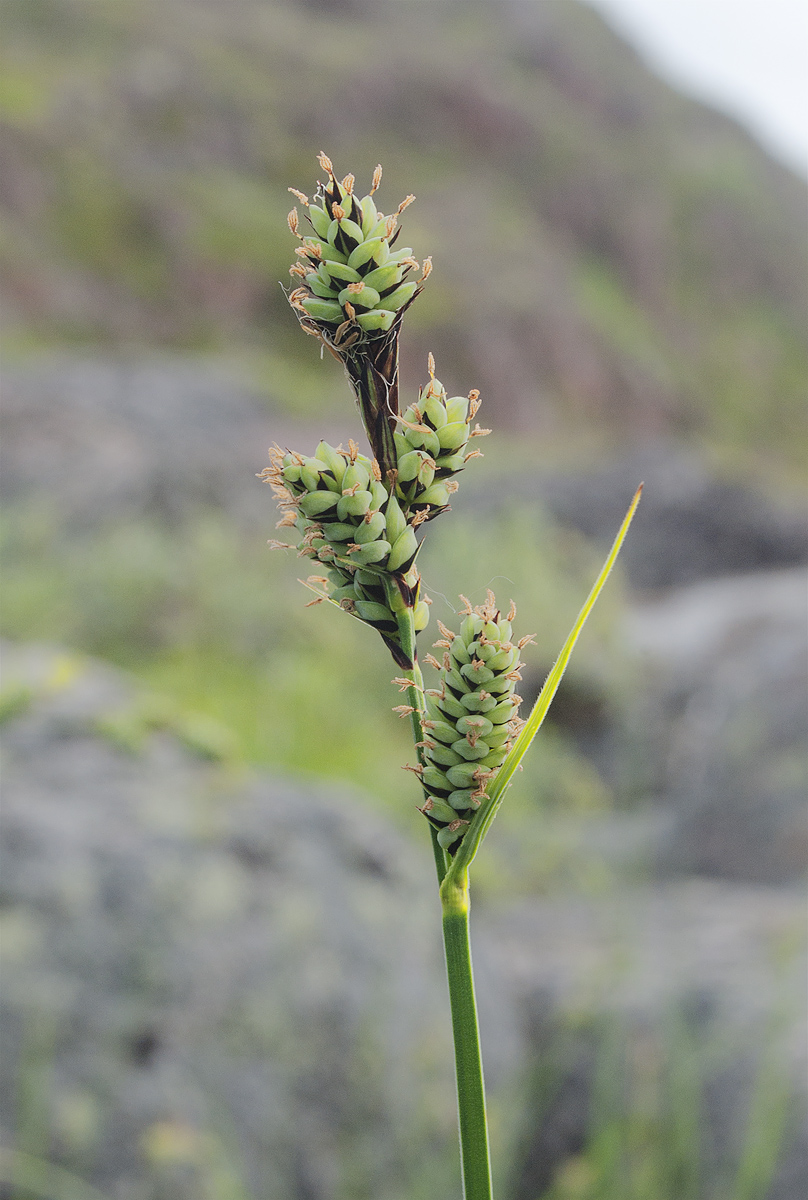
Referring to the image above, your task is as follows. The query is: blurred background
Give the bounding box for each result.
[1,1,806,1197]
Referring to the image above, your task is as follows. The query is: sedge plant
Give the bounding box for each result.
[265,153,641,1200]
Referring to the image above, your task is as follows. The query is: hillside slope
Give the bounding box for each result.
[1,0,806,463]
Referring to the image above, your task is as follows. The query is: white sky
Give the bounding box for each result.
[587,0,808,177]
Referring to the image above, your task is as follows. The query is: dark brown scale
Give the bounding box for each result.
[382,635,413,671]
[323,177,341,215]
[377,270,411,301]
[409,501,450,522]
[375,621,400,634]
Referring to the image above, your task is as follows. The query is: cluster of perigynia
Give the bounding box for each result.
[265,438,430,655]
[264,356,488,664]
[416,594,533,851]
[287,152,428,342]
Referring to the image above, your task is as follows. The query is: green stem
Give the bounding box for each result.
[440,871,493,1199]
[391,583,490,1192]
[386,578,448,885]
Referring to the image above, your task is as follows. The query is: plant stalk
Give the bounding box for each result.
[391,582,490,1192]
[386,579,448,883]
[441,871,493,1199]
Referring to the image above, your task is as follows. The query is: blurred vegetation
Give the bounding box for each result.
[0,490,629,891]
[1,0,806,471]
[2,1008,794,1200]
[506,1011,795,1200]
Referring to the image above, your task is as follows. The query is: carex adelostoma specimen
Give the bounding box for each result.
[265,152,641,1200]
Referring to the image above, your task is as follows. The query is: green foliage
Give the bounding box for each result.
[510,1013,795,1200]
[443,487,640,890]
[4,1008,794,1200]
[95,695,240,764]
[0,1148,113,1200]
[185,169,287,276]
[0,680,34,725]
[424,500,624,677]
[575,256,675,384]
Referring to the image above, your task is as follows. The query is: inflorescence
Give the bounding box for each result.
[265,154,531,854]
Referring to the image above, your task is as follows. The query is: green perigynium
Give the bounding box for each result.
[266,153,640,1200]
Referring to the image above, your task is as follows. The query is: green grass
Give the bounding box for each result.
[3,1004,797,1200]
[508,1011,797,1200]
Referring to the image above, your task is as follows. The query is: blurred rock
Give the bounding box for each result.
[0,644,455,1199]
[625,568,808,884]
[484,883,807,1200]
[0,357,353,532]
[501,446,808,588]
[1,645,805,1197]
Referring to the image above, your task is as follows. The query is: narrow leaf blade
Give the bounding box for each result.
[449,483,642,877]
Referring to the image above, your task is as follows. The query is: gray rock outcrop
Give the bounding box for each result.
[0,644,455,1199]
[626,567,808,883]
[0,357,342,531]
